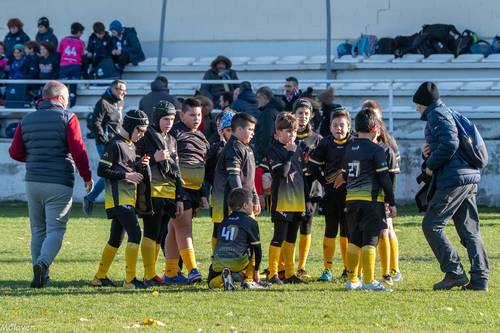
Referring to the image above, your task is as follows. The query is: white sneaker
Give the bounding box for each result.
[363,280,393,292]
[242,280,264,290]
[345,279,362,290]
[391,270,403,282]
[222,268,236,291]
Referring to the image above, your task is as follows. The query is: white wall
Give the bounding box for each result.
[1,0,499,56]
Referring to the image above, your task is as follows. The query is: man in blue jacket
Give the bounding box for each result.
[109,20,145,71]
[414,82,489,291]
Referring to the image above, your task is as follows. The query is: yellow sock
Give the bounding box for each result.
[282,241,296,279]
[140,237,157,280]
[298,234,311,271]
[154,243,161,265]
[125,243,140,283]
[362,245,376,285]
[211,237,218,253]
[95,243,118,279]
[268,245,281,278]
[244,260,255,282]
[340,236,348,269]
[278,250,285,272]
[323,237,336,270]
[346,243,361,283]
[378,235,390,277]
[390,236,400,272]
[179,248,197,272]
[208,275,224,289]
[165,258,178,278]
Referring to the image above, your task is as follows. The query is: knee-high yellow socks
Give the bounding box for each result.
[361,245,376,285]
[179,248,197,272]
[278,250,285,272]
[208,275,224,289]
[298,234,311,271]
[340,236,348,269]
[268,245,281,278]
[95,243,118,279]
[323,237,336,270]
[211,237,218,253]
[282,241,296,279]
[390,236,400,273]
[164,258,178,278]
[346,243,361,282]
[125,243,140,283]
[141,237,157,280]
[378,235,390,277]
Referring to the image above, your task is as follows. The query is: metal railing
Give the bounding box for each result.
[3,77,500,132]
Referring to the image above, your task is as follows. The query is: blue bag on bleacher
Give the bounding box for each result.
[490,36,500,53]
[354,35,378,57]
[337,42,353,58]
[470,40,492,56]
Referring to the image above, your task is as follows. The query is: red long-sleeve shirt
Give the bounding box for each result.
[9,115,92,183]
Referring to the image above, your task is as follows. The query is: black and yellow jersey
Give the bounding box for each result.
[135,127,181,200]
[170,121,209,190]
[98,135,139,214]
[212,211,261,272]
[295,125,322,156]
[343,137,395,205]
[265,140,308,213]
[212,136,257,223]
[309,134,352,192]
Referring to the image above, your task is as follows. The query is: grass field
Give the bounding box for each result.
[0,203,498,333]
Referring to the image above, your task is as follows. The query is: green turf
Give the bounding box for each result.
[0,203,498,332]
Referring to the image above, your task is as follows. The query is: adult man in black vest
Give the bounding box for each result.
[9,81,93,288]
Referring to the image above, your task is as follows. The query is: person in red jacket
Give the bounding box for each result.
[9,80,93,288]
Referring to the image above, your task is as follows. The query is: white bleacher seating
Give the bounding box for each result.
[421,54,454,63]
[483,54,500,63]
[437,82,464,90]
[461,81,493,90]
[164,57,196,66]
[363,54,395,63]
[191,57,214,66]
[451,54,484,63]
[342,82,373,90]
[371,82,403,90]
[247,56,279,65]
[229,56,251,66]
[334,55,363,63]
[303,55,334,65]
[275,56,307,65]
[392,54,424,63]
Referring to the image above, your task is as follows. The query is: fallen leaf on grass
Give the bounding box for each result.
[230,327,237,333]
[142,318,166,327]
[123,324,141,329]
[152,290,160,297]
[226,312,233,317]
[444,307,453,312]
[79,317,90,322]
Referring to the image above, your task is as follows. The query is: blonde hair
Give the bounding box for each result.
[42,81,69,100]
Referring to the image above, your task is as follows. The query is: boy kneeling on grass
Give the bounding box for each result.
[208,188,269,290]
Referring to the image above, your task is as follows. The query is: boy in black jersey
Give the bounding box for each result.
[91,110,150,289]
[166,98,209,284]
[135,101,186,287]
[212,112,260,251]
[342,108,397,292]
[292,98,322,279]
[266,112,313,284]
[309,108,352,282]
[208,188,265,290]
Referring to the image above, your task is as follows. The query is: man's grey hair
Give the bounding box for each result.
[111,79,126,89]
[42,81,69,99]
[256,86,273,100]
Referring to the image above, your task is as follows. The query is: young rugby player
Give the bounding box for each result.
[266,112,313,284]
[208,188,266,290]
[343,108,397,292]
[309,108,352,281]
[135,101,186,286]
[91,110,150,289]
[165,98,209,284]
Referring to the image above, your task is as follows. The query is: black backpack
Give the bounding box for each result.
[422,24,460,54]
[455,30,478,56]
[451,109,488,169]
[376,38,397,54]
[394,33,419,57]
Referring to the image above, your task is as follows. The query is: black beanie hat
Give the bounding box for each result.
[122,109,149,136]
[152,101,176,129]
[38,17,49,29]
[413,82,440,107]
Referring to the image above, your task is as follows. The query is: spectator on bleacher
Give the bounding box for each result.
[139,75,180,120]
[38,41,59,79]
[281,76,302,111]
[109,20,145,71]
[0,42,7,78]
[24,41,40,79]
[8,80,93,288]
[230,81,259,118]
[58,22,86,107]
[254,86,284,165]
[8,44,30,79]
[4,18,30,61]
[318,86,343,138]
[414,82,489,291]
[200,55,238,108]
[219,91,233,111]
[83,80,126,216]
[298,86,322,130]
[194,94,217,141]
[86,22,114,78]
[35,17,58,50]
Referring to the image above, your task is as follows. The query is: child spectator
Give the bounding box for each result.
[38,41,59,79]
[35,17,58,49]
[87,22,113,78]
[109,20,145,71]
[4,18,30,61]
[0,42,7,78]
[58,22,86,107]
[23,41,40,79]
[8,44,28,79]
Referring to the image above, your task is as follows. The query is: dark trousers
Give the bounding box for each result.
[422,184,489,283]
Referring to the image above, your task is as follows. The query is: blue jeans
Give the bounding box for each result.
[85,143,106,202]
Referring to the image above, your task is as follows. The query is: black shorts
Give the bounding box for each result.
[152,197,177,219]
[346,201,386,233]
[181,188,200,211]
